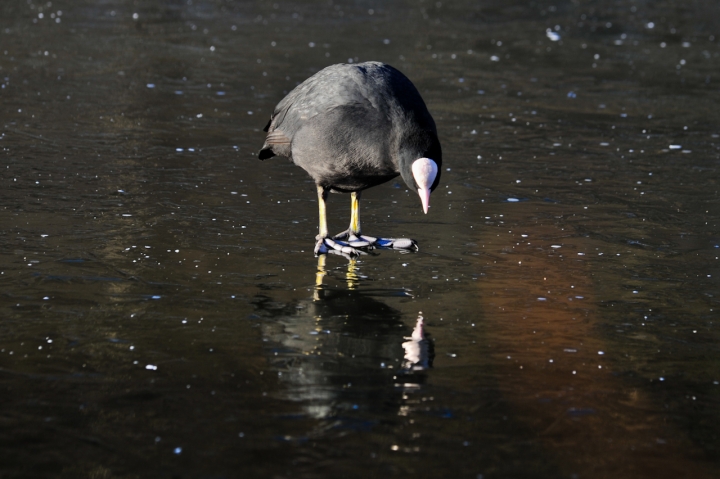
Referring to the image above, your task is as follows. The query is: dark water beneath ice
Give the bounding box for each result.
[1,1,720,478]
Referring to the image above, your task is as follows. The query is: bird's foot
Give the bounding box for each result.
[314,234,368,258]
[334,231,418,251]
[314,232,418,256]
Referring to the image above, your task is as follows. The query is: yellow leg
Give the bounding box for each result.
[317,185,328,238]
[349,191,361,235]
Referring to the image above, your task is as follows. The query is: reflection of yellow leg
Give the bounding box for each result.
[346,258,359,290]
[314,255,326,301]
[349,191,361,235]
[317,185,328,238]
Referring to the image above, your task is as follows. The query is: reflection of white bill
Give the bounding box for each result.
[402,315,432,370]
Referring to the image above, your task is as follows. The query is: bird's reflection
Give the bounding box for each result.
[402,313,433,372]
[254,256,433,423]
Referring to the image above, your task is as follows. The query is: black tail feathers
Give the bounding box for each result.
[258,147,275,160]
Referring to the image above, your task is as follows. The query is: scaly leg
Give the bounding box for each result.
[314,185,330,255]
[333,191,418,251]
[333,191,372,246]
[349,191,361,236]
[316,186,368,257]
[315,185,361,257]
[315,187,418,256]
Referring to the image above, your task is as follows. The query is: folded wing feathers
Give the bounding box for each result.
[258,129,292,160]
[265,130,291,145]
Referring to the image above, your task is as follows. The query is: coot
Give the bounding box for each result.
[259,61,442,255]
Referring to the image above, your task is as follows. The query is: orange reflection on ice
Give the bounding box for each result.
[474,208,715,478]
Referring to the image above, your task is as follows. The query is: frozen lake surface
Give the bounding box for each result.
[1,1,719,477]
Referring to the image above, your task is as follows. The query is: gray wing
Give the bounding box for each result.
[259,62,395,160]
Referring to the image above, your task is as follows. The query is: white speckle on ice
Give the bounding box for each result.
[546,29,561,41]
[507,198,519,202]
[669,145,682,149]
[490,55,500,61]
[146,83,155,88]
[146,364,157,370]
[538,297,547,301]
[551,245,562,249]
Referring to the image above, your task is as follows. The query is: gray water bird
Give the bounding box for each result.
[259,61,442,255]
